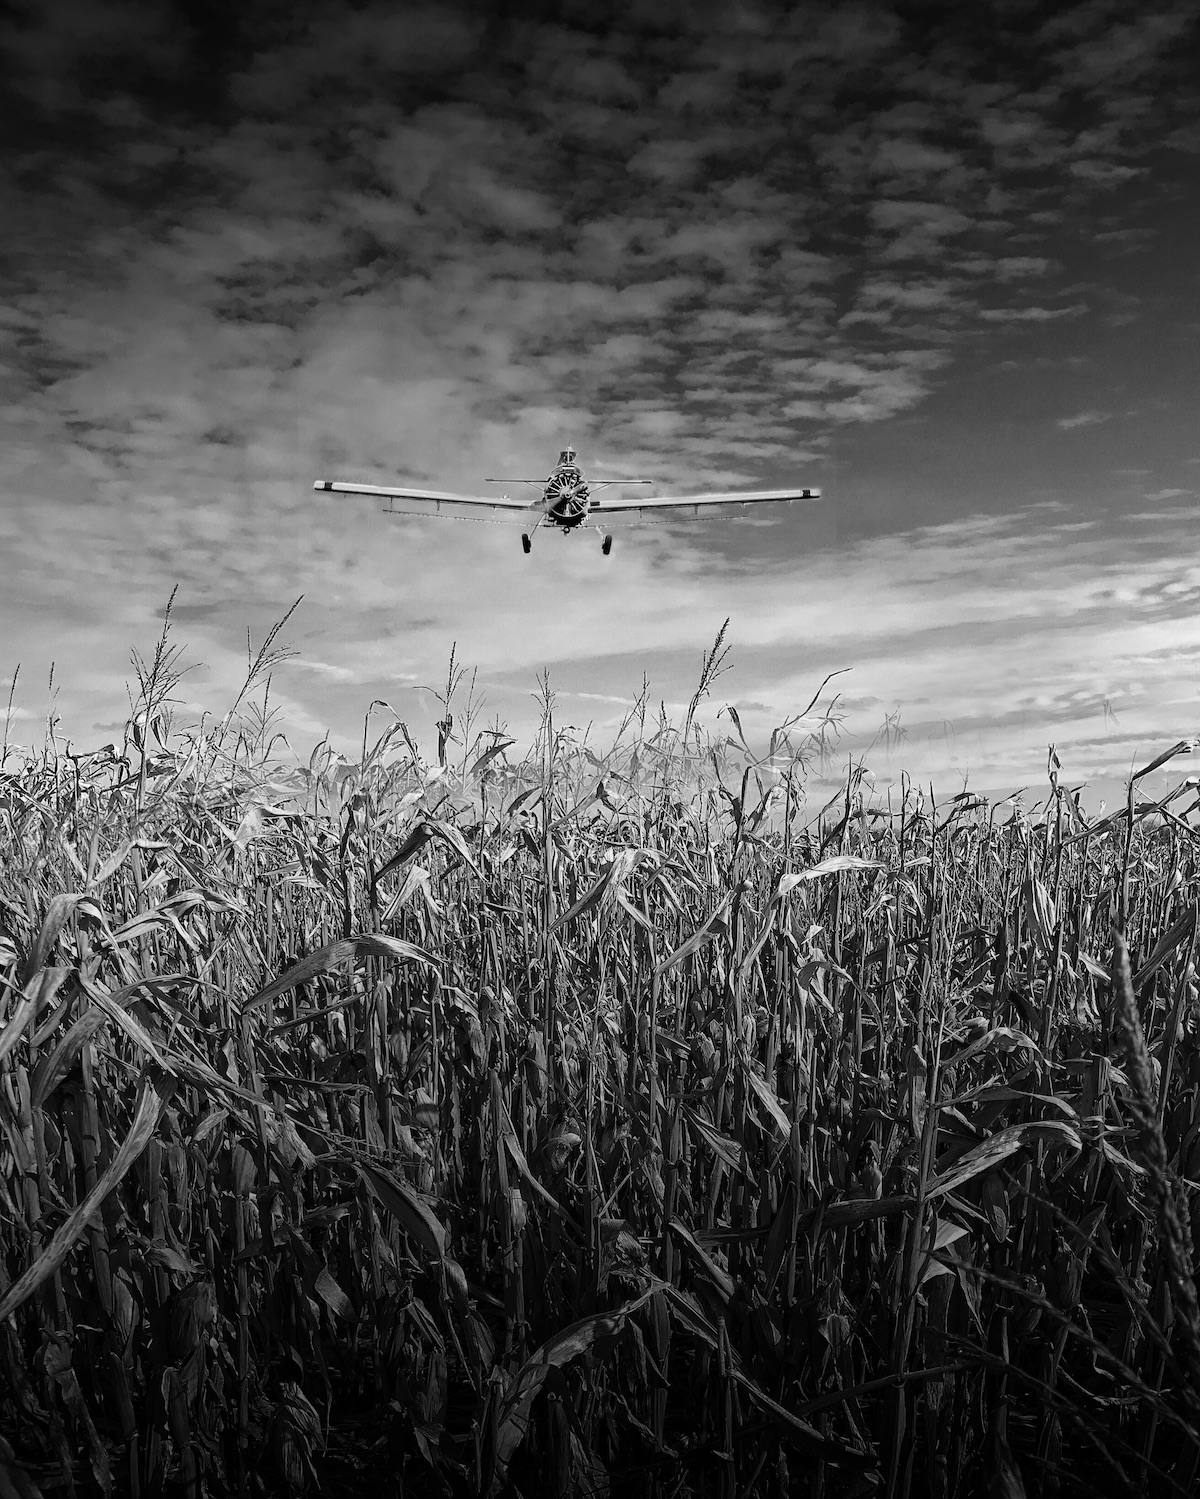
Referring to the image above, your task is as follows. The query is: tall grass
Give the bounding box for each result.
[2,627,1200,1497]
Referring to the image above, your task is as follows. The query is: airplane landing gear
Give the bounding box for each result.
[521,534,531,554]
[602,535,612,555]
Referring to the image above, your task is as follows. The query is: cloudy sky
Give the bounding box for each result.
[3,0,1199,804]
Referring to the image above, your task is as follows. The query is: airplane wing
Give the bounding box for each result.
[593,487,820,516]
[314,480,535,512]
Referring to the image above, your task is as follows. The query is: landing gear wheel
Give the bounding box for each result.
[602,535,612,556]
[521,534,531,554]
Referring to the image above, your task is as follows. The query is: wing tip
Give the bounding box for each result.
[313,480,333,492]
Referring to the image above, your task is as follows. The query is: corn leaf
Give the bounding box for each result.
[244,933,433,1012]
[0,1073,175,1325]
[927,1121,1081,1200]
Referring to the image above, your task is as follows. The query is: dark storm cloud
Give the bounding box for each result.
[5,0,1198,486]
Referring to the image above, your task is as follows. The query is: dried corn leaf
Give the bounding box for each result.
[85,982,177,1075]
[663,1287,877,1468]
[549,863,619,932]
[743,1063,792,1141]
[245,933,433,1012]
[357,1161,447,1262]
[778,856,882,895]
[943,1027,1044,1072]
[656,898,731,973]
[927,1121,1081,1200]
[491,1282,662,1491]
[0,968,71,1068]
[30,1003,109,1110]
[373,817,480,887]
[681,1105,745,1172]
[19,895,82,986]
[0,1072,175,1324]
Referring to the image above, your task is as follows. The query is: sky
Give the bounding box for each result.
[3,0,1199,807]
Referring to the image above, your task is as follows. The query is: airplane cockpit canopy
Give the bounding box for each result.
[558,448,577,466]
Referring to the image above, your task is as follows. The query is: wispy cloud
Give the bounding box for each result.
[980,304,1088,323]
[1058,410,1113,429]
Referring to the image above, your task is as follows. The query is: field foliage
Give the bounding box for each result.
[3,625,1200,1497]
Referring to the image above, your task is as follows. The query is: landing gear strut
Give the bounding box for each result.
[602,535,612,555]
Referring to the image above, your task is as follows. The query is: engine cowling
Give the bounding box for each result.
[545,467,590,519]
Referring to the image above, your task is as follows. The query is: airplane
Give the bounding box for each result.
[314,449,820,554]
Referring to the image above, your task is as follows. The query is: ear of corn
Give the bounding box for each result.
[3,646,1200,1497]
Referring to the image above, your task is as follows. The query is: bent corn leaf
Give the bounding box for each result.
[30,1003,110,1111]
[358,1162,447,1263]
[681,1105,745,1172]
[656,898,731,973]
[19,895,82,987]
[927,1121,1081,1200]
[663,1288,877,1469]
[943,1027,1044,1072]
[0,1073,175,1325]
[245,933,433,1012]
[778,856,882,895]
[491,1283,662,1492]
[743,1063,792,1141]
[0,968,71,1069]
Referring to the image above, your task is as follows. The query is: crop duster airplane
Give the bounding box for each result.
[314,449,820,554]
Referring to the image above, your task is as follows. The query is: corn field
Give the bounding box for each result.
[3,629,1200,1498]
